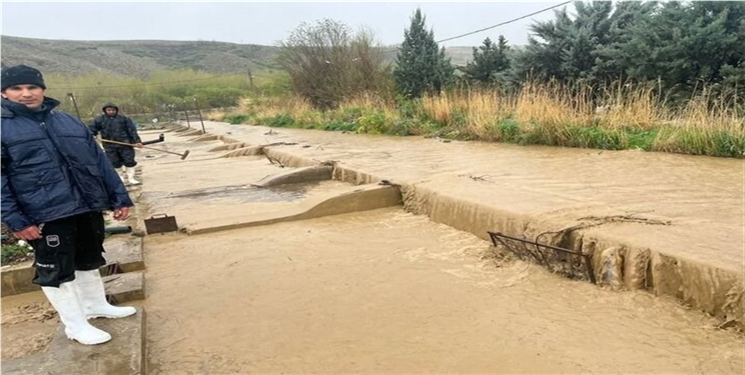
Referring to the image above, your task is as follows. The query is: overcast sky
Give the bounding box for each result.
[1,1,569,47]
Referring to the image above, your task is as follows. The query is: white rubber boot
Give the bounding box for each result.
[74,269,137,319]
[126,167,141,185]
[119,167,128,184]
[42,283,112,345]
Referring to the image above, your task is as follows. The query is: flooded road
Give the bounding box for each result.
[4,122,742,372]
[145,209,743,374]
[138,123,744,324]
[137,124,744,373]
[197,121,745,273]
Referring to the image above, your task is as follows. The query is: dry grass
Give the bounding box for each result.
[205,109,228,121]
[234,79,743,157]
[237,96,313,118]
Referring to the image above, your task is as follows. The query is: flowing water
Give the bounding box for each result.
[137,124,744,374]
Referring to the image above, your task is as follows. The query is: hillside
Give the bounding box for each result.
[1,35,281,78]
[1,35,475,77]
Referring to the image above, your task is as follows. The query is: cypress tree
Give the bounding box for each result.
[393,8,454,98]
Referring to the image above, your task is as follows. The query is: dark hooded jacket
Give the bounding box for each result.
[1,97,133,232]
[89,102,141,145]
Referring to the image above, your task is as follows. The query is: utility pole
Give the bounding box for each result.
[67,93,83,121]
[182,99,191,128]
[193,97,206,133]
[247,67,254,89]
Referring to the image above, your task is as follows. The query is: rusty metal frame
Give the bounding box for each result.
[145,214,179,234]
[487,231,596,284]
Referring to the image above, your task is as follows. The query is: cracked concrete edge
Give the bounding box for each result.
[220,132,745,329]
[184,184,402,235]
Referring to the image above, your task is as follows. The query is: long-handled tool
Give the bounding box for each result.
[101,139,190,160]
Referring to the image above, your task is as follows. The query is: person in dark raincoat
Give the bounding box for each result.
[89,102,143,185]
[1,65,137,345]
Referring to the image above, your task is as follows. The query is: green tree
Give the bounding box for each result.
[592,1,658,82]
[514,1,662,85]
[393,8,454,98]
[464,36,511,86]
[612,1,745,99]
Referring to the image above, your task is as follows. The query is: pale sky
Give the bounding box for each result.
[0,1,569,47]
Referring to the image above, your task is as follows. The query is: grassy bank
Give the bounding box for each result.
[208,81,744,158]
[43,68,288,119]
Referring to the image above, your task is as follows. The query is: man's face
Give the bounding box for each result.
[105,107,118,116]
[1,84,45,110]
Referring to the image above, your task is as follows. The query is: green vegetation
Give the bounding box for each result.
[225,86,743,158]
[43,68,285,119]
[393,8,454,99]
[277,19,391,109]
[7,1,742,158]
[234,1,742,158]
[1,244,33,265]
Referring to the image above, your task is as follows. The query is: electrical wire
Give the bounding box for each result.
[54,2,572,90]
[381,1,572,54]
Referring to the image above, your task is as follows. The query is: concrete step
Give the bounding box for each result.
[1,235,144,297]
[1,308,146,375]
[104,271,146,304]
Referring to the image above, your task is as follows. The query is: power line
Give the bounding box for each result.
[53,2,572,90]
[53,72,247,90]
[436,1,573,44]
[381,1,572,54]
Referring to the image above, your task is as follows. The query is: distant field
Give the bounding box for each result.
[1,35,478,77]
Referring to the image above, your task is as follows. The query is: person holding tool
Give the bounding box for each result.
[89,102,143,185]
[1,64,137,345]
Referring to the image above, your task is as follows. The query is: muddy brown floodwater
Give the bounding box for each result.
[3,122,743,373]
[135,124,743,374]
[144,209,743,374]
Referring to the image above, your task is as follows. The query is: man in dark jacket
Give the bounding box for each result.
[89,102,143,185]
[1,65,136,345]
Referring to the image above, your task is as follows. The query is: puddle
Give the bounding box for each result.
[158,182,315,203]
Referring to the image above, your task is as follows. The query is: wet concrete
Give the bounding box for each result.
[2,309,145,375]
[1,234,145,297]
[183,184,402,235]
[1,223,147,366]
[132,124,745,373]
[253,165,333,187]
[159,121,744,328]
[137,140,400,234]
[1,274,146,362]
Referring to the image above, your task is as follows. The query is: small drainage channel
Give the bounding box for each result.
[158,183,312,203]
[138,160,402,236]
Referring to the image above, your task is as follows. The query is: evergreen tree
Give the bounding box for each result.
[514,1,661,85]
[592,1,658,82]
[465,36,511,85]
[393,8,454,98]
[611,1,745,99]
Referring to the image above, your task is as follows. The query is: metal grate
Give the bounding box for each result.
[487,231,596,284]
